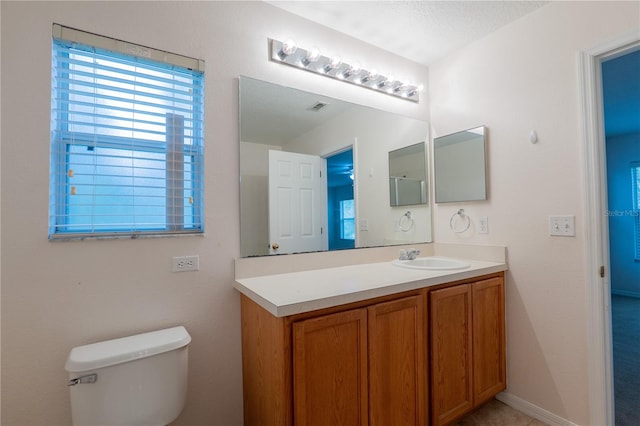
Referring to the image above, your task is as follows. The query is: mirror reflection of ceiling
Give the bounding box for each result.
[266,1,549,66]
[240,76,355,146]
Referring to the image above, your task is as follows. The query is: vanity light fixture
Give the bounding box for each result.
[270,38,422,102]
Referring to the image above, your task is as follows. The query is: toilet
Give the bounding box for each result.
[65,326,191,426]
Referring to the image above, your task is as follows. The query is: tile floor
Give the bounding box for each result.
[453,399,549,425]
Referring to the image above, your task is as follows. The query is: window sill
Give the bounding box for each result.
[49,231,205,242]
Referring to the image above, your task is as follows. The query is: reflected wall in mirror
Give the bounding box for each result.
[389,142,428,206]
[239,76,432,257]
[434,126,487,203]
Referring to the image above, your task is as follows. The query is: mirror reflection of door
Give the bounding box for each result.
[326,149,355,250]
[268,150,325,255]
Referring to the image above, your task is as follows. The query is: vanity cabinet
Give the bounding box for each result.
[241,290,427,426]
[293,295,427,426]
[239,272,504,426]
[429,276,505,425]
[292,308,369,425]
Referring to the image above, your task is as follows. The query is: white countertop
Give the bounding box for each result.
[234,257,507,317]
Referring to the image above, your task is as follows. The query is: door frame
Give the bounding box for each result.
[324,146,356,251]
[579,29,640,426]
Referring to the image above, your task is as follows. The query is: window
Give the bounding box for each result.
[632,162,640,260]
[339,199,355,240]
[49,24,204,239]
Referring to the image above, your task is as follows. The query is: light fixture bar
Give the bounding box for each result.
[269,38,421,103]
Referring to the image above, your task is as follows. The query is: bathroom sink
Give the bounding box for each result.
[392,256,470,270]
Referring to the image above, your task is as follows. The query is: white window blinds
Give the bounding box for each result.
[49,25,204,239]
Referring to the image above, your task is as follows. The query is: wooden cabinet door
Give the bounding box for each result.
[292,309,368,426]
[472,277,506,404]
[430,284,473,426]
[368,294,427,426]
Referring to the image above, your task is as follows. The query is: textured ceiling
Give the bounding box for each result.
[267,1,549,66]
[259,1,638,139]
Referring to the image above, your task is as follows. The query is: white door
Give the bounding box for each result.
[268,150,325,255]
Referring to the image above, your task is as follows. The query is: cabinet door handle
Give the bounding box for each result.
[272,243,279,251]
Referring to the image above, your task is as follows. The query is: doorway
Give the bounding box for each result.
[602,49,640,426]
[580,32,640,426]
[326,148,355,250]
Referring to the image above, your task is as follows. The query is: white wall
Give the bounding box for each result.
[429,1,639,424]
[239,141,282,257]
[0,2,427,425]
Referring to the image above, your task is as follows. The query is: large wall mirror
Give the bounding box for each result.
[239,76,432,257]
[434,126,488,203]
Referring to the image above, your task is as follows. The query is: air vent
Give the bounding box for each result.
[308,101,329,111]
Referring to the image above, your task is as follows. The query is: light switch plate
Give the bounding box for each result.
[549,215,575,237]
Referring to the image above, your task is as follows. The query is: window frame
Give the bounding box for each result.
[49,24,205,240]
[339,199,355,241]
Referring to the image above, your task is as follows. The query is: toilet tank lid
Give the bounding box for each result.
[65,326,191,372]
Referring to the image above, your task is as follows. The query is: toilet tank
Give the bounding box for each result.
[65,326,191,426]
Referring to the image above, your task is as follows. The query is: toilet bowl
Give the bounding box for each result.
[65,326,191,426]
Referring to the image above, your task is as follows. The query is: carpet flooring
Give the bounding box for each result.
[612,295,640,426]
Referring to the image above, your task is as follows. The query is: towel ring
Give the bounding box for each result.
[449,209,471,233]
[399,211,414,232]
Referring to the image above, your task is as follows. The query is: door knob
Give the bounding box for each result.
[271,243,279,250]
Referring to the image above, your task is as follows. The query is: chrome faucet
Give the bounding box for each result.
[399,248,420,260]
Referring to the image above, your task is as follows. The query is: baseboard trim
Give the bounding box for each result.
[496,392,579,426]
[611,289,640,298]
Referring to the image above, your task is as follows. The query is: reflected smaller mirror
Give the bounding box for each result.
[388,142,428,206]
[434,126,487,203]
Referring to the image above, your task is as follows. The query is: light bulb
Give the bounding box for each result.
[359,70,372,83]
[302,47,320,66]
[377,74,394,88]
[342,62,361,79]
[278,39,297,60]
[323,55,341,73]
[308,47,320,61]
[406,83,423,98]
[282,39,297,55]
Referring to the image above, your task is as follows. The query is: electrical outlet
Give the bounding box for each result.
[172,255,199,272]
[478,216,489,234]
